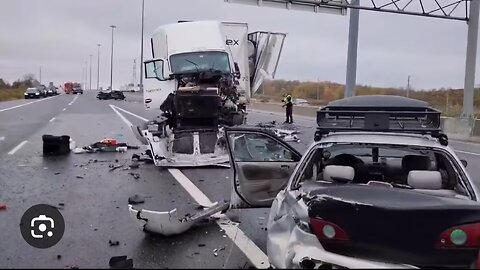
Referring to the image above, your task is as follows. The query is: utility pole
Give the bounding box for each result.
[139,0,145,92]
[109,25,117,91]
[39,67,42,85]
[446,90,450,115]
[85,61,88,90]
[97,44,101,90]
[89,54,93,91]
[316,78,320,100]
[406,75,411,98]
[345,0,360,98]
[133,59,137,88]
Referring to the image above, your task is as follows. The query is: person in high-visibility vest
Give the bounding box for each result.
[282,93,293,123]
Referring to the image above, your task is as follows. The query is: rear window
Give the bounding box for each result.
[26,88,38,93]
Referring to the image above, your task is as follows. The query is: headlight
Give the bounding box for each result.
[24,93,28,95]
[35,92,40,95]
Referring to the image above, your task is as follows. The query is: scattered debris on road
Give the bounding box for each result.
[75,176,84,179]
[109,161,128,172]
[128,194,146,205]
[0,203,7,211]
[57,255,62,260]
[109,255,133,269]
[128,201,229,236]
[73,138,140,154]
[42,134,71,156]
[109,240,120,246]
[256,121,301,142]
[54,172,61,175]
[128,172,140,179]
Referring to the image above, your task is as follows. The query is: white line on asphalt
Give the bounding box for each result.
[68,95,79,106]
[109,105,135,127]
[168,169,269,269]
[109,105,269,268]
[49,117,56,123]
[8,140,28,155]
[62,108,66,111]
[0,96,58,113]
[110,104,149,121]
[0,136,4,141]
[455,150,480,156]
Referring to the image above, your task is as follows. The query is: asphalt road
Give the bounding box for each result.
[1,91,480,269]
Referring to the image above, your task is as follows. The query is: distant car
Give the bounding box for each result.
[24,87,42,99]
[73,87,83,94]
[37,85,48,97]
[293,98,310,106]
[46,87,56,96]
[97,91,125,100]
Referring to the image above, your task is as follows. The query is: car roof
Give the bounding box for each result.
[317,132,444,148]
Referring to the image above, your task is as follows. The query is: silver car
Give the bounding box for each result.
[224,95,480,269]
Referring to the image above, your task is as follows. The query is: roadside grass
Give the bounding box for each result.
[0,88,26,101]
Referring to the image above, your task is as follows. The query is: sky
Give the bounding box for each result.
[0,0,478,90]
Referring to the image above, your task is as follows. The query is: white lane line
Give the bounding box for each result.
[110,104,149,121]
[49,117,56,123]
[8,140,28,155]
[109,105,135,127]
[455,150,480,156]
[109,105,269,268]
[68,94,79,106]
[62,108,66,111]
[168,169,269,269]
[0,96,58,113]
[0,136,4,141]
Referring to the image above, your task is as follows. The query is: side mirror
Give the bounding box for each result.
[461,159,468,167]
[233,62,241,79]
[144,59,168,81]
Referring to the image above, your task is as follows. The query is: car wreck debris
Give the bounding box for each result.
[42,135,71,156]
[109,255,133,269]
[255,121,300,142]
[109,240,120,246]
[0,203,6,211]
[128,201,229,236]
[128,194,146,205]
[73,138,139,154]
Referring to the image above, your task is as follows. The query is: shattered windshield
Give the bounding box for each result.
[170,51,231,74]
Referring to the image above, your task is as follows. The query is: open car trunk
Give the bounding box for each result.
[306,185,480,268]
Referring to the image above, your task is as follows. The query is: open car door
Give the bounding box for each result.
[248,31,286,95]
[225,127,301,208]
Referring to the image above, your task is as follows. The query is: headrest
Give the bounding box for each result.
[407,170,442,190]
[323,165,355,182]
[402,155,432,172]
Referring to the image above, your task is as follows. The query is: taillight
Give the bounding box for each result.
[436,223,480,249]
[310,218,349,242]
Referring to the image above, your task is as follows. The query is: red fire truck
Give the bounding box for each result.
[64,82,73,94]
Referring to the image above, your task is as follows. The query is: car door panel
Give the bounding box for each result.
[225,128,301,208]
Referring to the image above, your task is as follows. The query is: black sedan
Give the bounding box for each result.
[24,87,42,99]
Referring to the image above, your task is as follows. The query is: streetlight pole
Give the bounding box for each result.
[89,54,93,91]
[407,75,411,98]
[139,0,145,92]
[109,25,116,91]
[97,44,101,90]
[85,60,88,90]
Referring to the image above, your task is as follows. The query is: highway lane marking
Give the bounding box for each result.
[110,104,149,121]
[109,105,269,268]
[0,96,58,113]
[49,117,56,123]
[455,150,480,156]
[68,95,79,106]
[0,136,4,141]
[168,169,269,269]
[8,140,28,155]
[62,108,66,111]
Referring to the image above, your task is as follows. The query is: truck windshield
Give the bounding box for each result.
[170,51,230,74]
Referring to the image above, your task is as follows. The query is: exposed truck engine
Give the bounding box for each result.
[133,20,286,167]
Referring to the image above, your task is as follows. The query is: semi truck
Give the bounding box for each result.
[132,20,286,167]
